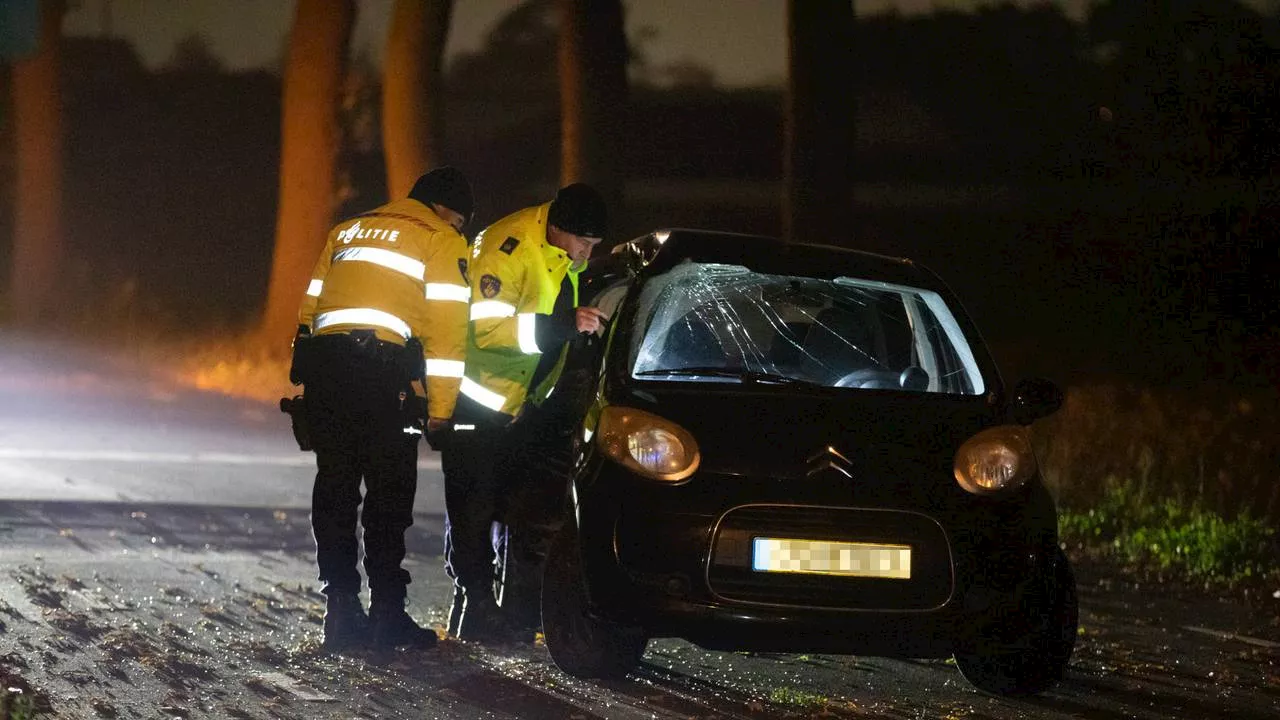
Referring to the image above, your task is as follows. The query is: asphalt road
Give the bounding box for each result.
[0,332,1277,719]
[0,332,445,510]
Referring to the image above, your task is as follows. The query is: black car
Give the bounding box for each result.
[539,229,1077,696]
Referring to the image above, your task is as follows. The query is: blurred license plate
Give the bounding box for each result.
[751,538,911,579]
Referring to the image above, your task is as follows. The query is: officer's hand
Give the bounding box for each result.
[424,417,451,452]
[574,306,609,335]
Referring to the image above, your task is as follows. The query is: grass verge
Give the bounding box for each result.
[171,333,293,405]
[0,687,40,720]
[768,687,830,707]
[1059,481,1279,592]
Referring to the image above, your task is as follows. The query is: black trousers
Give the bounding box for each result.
[306,336,418,600]
[441,394,576,623]
[495,406,575,627]
[440,394,514,599]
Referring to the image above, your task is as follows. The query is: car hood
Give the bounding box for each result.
[619,384,996,482]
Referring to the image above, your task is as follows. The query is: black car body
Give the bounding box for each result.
[541,229,1076,696]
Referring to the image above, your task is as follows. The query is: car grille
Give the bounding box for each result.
[707,505,953,610]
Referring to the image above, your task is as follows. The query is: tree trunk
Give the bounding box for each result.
[382,0,453,200]
[784,0,854,244]
[258,0,355,347]
[557,0,627,242]
[9,0,64,327]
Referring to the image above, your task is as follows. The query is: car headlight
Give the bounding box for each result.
[953,425,1037,495]
[596,406,700,482]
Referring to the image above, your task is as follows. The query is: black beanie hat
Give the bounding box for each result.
[547,183,607,239]
[409,166,474,224]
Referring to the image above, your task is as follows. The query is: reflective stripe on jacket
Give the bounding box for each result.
[297,198,471,419]
[460,202,584,417]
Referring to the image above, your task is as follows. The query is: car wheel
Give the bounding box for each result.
[495,522,548,633]
[541,526,647,679]
[953,546,1078,696]
[492,520,509,606]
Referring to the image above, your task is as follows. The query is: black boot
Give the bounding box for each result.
[371,597,438,650]
[457,591,532,644]
[322,593,370,651]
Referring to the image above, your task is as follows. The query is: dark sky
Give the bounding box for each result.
[62,0,788,87]
[59,0,1126,88]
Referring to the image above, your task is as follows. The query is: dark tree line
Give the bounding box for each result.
[855,0,1280,183]
[3,0,1279,383]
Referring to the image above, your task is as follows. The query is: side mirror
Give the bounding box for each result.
[612,231,671,274]
[1010,377,1063,425]
[611,241,645,275]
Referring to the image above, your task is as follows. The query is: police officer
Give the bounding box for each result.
[294,167,474,651]
[442,183,608,642]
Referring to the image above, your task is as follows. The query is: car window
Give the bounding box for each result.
[628,261,985,395]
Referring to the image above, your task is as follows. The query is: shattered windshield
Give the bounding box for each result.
[629,261,985,395]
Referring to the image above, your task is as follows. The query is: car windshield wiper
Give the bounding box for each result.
[635,367,822,387]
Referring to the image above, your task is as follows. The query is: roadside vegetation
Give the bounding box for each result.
[0,682,43,720]
[173,333,293,405]
[1058,482,1277,586]
[768,686,830,707]
[1037,384,1279,594]
[74,320,295,407]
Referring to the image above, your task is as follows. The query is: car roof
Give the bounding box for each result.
[615,228,945,290]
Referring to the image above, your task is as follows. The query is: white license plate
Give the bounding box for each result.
[751,537,912,579]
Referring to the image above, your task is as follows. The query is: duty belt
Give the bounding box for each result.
[313,330,423,382]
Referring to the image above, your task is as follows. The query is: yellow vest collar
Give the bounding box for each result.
[536,202,588,274]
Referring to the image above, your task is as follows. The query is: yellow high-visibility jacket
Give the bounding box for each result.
[459,202,585,417]
[298,198,471,420]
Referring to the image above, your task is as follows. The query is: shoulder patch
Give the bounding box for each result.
[499,236,520,255]
[480,274,502,299]
[458,258,470,285]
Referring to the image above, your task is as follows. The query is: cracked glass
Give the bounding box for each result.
[628,261,985,395]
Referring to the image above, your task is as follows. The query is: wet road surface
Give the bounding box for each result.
[0,501,1276,719]
[0,332,445,510]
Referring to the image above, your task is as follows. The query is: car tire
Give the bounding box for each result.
[493,520,509,606]
[541,526,647,679]
[953,546,1078,696]
[495,522,548,633]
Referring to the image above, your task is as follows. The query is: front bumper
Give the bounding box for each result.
[573,460,1058,657]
